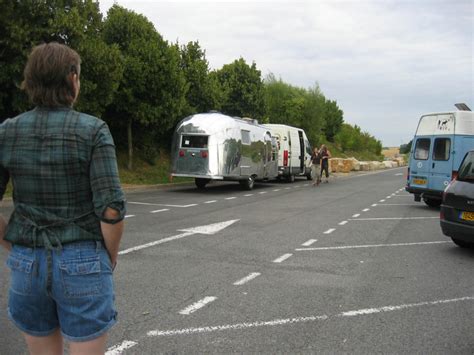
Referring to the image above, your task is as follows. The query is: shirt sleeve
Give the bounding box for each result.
[90,122,126,224]
[0,165,9,201]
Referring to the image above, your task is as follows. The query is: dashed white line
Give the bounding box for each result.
[352,213,360,218]
[379,199,386,202]
[338,221,348,225]
[259,191,268,194]
[323,228,336,234]
[284,187,291,190]
[225,197,237,200]
[386,196,392,199]
[179,297,217,315]
[150,209,169,213]
[106,340,138,355]
[125,215,135,218]
[233,272,261,286]
[273,253,293,263]
[273,189,281,192]
[244,194,253,197]
[302,239,318,246]
[296,241,449,251]
[362,208,370,212]
[204,200,217,204]
[371,204,377,207]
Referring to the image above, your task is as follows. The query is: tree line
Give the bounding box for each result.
[0,1,383,169]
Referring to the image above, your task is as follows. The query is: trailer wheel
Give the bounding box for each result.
[240,176,255,190]
[195,178,210,189]
[423,198,441,208]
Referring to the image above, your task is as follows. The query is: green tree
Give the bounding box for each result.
[179,41,221,116]
[323,99,344,142]
[216,58,265,120]
[103,5,186,169]
[400,139,412,154]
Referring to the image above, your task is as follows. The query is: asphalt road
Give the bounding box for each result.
[1,167,473,354]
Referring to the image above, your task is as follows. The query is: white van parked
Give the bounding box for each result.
[263,124,314,182]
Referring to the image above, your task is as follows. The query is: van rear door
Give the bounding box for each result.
[410,136,432,189]
[429,135,454,191]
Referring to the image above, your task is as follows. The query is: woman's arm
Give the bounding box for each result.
[0,214,11,251]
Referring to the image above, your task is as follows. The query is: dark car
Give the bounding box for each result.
[440,150,474,247]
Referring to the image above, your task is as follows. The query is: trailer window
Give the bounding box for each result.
[241,130,251,145]
[433,138,450,161]
[414,138,430,160]
[181,135,208,148]
[458,152,474,182]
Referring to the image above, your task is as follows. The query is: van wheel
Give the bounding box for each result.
[451,238,472,248]
[195,178,210,189]
[240,176,255,190]
[287,174,295,183]
[423,198,441,208]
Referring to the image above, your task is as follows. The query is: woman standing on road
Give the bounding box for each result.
[311,147,321,186]
[319,144,332,183]
[0,42,125,355]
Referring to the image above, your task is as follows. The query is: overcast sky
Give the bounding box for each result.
[99,0,473,147]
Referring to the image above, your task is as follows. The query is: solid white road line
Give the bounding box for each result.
[273,253,293,263]
[204,200,217,204]
[119,232,195,255]
[349,217,439,221]
[150,209,169,213]
[338,221,348,226]
[295,241,449,251]
[179,297,217,315]
[362,208,370,212]
[225,197,237,200]
[233,272,261,286]
[143,296,473,338]
[352,213,360,218]
[125,215,135,218]
[324,228,336,234]
[105,340,138,355]
[302,239,318,246]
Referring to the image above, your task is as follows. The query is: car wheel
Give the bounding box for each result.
[240,176,255,190]
[423,198,441,208]
[195,178,210,189]
[451,238,472,248]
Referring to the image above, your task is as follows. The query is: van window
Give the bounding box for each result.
[433,138,450,161]
[241,130,251,145]
[181,135,208,148]
[458,152,474,182]
[414,138,430,160]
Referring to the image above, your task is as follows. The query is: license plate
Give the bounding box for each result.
[413,178,427,185]
[460,211,474,221]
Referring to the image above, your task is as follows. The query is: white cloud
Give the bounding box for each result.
[99,0,473,146]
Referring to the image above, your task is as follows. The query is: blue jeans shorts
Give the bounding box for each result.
[6,241,116,342]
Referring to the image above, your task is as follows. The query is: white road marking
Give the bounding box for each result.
[324,228,336,234]
[371,204,377,207]
[302,239,318,246]
[362,208,370,212]
[150,209,169,213]
[273,253,293,263]
[204,200,217,204]
[394,173,404,176]
[349,217,439,221]
[377,204,417,206]
[244,194,253,197]
[179,297,217,315]
[119,220,239,255]
[125,215,135,218]
[128,201,197,208]
[379,199,386,202]
[259,191,268,194]
[142,296,473,338]
[105,340,138,355]
[386,196,392,199]
[303,184,309,187]
[295,241,449,251]
[273,189,281,192]
[392,195,412,197]
[338,221,348,226]
[225,197,237,200]
[285,187,291,190]
[233,272,261,286]
[352,213,360,218]
[294,185,300,188]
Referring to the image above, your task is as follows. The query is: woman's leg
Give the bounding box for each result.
[69,333,108,355]
[24,329,63,355]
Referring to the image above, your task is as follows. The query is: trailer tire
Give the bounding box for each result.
[240,176,255,190]
[423,198,441,208]
[195,178,210,189]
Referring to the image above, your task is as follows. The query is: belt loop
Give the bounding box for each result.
[96,241,101,252]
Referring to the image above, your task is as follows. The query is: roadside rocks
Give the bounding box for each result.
[329,156,406,173]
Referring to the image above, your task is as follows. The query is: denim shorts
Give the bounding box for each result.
[6,241,117,342]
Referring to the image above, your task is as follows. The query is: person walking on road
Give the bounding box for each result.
[0,42,126,355]
[311,147,321,186]
[319,144,332,183]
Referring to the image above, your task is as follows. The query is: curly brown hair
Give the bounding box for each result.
[21,42,81,108]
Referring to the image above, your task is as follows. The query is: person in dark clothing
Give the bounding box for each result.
[311,147,321,186]
[319,144,332,183]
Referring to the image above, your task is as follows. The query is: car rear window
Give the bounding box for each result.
[458,152,474,182]
[181,135,208,148]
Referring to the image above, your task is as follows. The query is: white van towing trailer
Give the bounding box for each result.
[170,112,278,190]
[263,124,314,182]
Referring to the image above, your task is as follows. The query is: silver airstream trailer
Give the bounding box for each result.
[170,112,278,190]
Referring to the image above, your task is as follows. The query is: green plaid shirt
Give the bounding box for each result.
[0,107,126,247]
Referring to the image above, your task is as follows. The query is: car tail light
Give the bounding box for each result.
[283,150,288,166]
[201,151,208,158]
[179,150,185,157]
